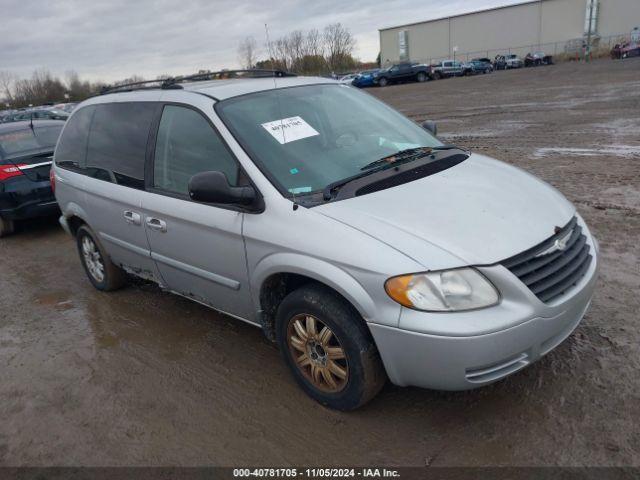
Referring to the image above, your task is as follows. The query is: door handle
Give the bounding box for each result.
[123,210,141,225]
[146,217,167,233]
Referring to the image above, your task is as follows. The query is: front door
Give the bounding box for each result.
[141,102,253,320]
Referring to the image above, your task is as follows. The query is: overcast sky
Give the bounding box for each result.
[1,0,518,82]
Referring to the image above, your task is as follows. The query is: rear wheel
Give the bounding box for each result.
[276,284,386,411]
[416,72,426,82]
[0,216,15,238]
[76,225,126,291]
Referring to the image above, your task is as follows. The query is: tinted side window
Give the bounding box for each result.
[86,103,155,189]
[153,105,238,195]
[55,105,95,169]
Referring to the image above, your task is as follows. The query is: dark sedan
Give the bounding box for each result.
[0,120,64,236]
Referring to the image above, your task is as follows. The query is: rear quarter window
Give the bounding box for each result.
[85,103,156,189]
[55,106,95,169]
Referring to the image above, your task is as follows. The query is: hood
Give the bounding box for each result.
[315,154,575,270]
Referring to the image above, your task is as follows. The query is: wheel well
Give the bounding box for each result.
[67,216,86,237]
[259,273,363,342]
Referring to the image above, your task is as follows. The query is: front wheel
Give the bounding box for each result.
[276,284,386,411]
[76,225,126,291]
[416,72,426,82]
[0,216,15,238]
[377,77,388,87]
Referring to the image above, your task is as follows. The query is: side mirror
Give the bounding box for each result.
[421,120,438,136]
[188,171,256,206]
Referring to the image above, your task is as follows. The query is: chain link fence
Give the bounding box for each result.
[387,32,632,67]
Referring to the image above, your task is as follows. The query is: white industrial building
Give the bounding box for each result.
[379,0,640,65]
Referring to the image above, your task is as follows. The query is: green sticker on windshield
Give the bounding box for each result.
[288,186,312,194]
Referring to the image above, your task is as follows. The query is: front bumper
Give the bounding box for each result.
[369,231,599,391]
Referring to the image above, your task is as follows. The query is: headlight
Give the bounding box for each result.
[384,268,499,312]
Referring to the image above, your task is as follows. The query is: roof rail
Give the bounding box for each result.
[100,69,296,95]
[169,69,296,85]
[100,79,180,95]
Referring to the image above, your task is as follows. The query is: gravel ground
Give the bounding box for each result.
[0,58,638,467]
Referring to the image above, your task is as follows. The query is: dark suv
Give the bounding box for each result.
[373,63,432,87]
[0,120,64,236]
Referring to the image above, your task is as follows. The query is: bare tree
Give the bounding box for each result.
[322,23,357,73]
[237,36,258,69]
[259,23,356,76]
[0,70,16,105]
[12,69,66,106]
[305,29,324,58]
[114,75,145,86]
[65,70,93,101]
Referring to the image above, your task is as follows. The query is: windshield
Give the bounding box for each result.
[216,84,443,195]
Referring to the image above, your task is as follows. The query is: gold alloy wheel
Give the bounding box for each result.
[286,314,349,393]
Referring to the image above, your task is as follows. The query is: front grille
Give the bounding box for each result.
[502,216,592,303]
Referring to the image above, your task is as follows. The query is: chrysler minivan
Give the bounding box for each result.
[53,72,598,410]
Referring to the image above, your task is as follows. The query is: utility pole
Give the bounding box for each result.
[585,0,595,62]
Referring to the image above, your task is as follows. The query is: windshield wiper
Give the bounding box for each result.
[323,144,466,201]
[360,147,432,171]
[431,144,461,151]
[323,167,386,201]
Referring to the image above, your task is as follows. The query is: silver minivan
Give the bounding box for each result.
[53,72,598,410]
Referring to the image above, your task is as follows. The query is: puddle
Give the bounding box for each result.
[533,145,640,158]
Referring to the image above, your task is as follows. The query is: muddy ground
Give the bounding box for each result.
[1,59,639,467]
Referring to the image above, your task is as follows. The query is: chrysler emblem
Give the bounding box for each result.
[536,228,573,257]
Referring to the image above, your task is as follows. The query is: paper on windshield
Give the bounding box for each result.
[261,116,319,145]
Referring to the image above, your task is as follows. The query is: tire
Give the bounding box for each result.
[275,284,387,411]
[434,72,442,80]
[416,72,426,83]
[0,216,15,238]
[378,77,388,87]
[76,225,126,291]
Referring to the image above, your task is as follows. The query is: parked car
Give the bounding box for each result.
[352,69,380,88]
[494,55,507,70]
[501,54,524,69]
[525,51,553,66]
[53,74,599,410]
[472,58,494,71]
[431,60,465,79]
[0,120,65,236]
[373,62,432,86]
[2,109,69,123]
[0,110,16,123]
[467,60,493,74]
[611,42,640,59]
[53,102,78,113]
[338,73,358,85]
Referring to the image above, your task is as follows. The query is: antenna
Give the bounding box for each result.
[264,23,279,90]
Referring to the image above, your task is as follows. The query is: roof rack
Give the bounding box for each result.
[100,69,296,95]
[99,79,178,95]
